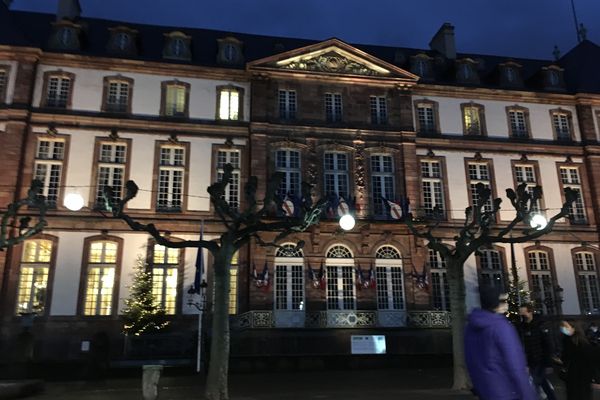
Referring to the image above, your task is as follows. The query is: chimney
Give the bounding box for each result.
[57,0,81,21]
[429,23,456,60]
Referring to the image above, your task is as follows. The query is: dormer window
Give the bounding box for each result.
[499,62,523,88]
[410,54,433,80]
[163,32,192,61]
[542,65,565,91]
[107,27,138,55]
[49,21,81,51]
[456,59,479,84]
[217,37,244,65]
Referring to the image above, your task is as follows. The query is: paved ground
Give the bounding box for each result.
[24,368,566,400]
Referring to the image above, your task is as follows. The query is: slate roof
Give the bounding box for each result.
[2,3,598,95]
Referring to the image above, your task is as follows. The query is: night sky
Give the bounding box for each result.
[9,0,600,60]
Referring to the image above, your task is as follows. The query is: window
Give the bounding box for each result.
[229,252,239,315]
[513,164,540,212]
[410,55,431,79]
[462,103,485,136]
[456,60,479,84]
[16,239,53,315]
[83,241,118,316]
[157,145,185,212]
[507,107,530,138]
[324,152,349,199]
[279,90,296,120]
[163,32,191,60]
[415,102,438,133]
[421,159,445,217]
[216,149,240,209]
[467,162,494,212]
[217,38,243,65]
[429,249,450,311]
[574,252,600,314]
[527,250,555,315]
[274,244,304,311]
[34,138,65,208]
[275,149,301,197]
[95,142,127,210]
[559,166,586,223]
[375,246,404,311]
[370,96,387,125]
[326,245,355,310]
[107,27,138,55]
[371,154,395,217]
[43,73,73,108]
[0,66,8,103]
[552,111,572,141]
[163,83,188,117]
[152,244,180,315]
[325,93,342,122]
[103,78,132,113]
[479,249,505,290]
[218,87,242,121]
[501,63,523,87]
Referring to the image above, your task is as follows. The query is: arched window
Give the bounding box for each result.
[325,245,355,310]
[527,250,556,315]
[274,243,304,311]
[428,249,449,311]
[16,239,55,315]
[574,251,600,314]
[375,246,404,311]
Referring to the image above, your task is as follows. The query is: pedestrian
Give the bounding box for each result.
[465,284,537,400]
[559,320,600,400]
[586,322,600,345]
[518,304,557,400]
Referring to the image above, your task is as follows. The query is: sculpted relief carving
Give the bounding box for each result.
[281,52,382,76]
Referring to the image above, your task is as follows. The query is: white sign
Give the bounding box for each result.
[351,335,386,354]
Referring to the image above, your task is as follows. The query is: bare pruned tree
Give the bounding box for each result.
[105,164,327,400]
[0,180,48,250]
[405,182,577,390]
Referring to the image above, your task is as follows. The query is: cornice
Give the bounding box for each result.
[29,112,250,137]
[251,69,415,88]
[37,52,248,81]
[0,46,42,61]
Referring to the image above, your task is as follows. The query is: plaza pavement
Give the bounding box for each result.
[25,367,566,400]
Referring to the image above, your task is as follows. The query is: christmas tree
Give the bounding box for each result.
[122,256,169,336]
[507,279,531,324]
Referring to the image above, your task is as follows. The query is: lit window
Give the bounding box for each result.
[229,252,239,315]
[463,105,482,135]
[152,244,179,315]
[84,241,118,316]
[164,84,187,117]
[16,239,52,315]
[218,88,241,120]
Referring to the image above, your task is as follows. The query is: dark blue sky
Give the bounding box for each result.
[10,0,600,60]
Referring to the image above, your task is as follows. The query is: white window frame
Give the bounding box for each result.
[559,166,586,223]
[275,149,301,197]
[371,154,395,217]
[274,247,304,311]
[417,103,435,132]
[217,149,241,209]
[553,113,571,140]
[467,162,493,212]
[463,105,482,135]
[479,249,505,289]
[16,239,53,315]
[375,246,404,311]
[45,75,71,108]
[279,90,296,120]
[106,80,130,112]
[509,109,528,138]
[218,88,240,121]
[421,159,445,216]
[34,138,65,208]
[157,145,185,211]
[370,96,387,125]
[528,250,555,315]
[514,164,540,212]
[152,244,179,315]
[575,252,600,314]
[326,245,355,310]
[325,92,342,122]
[84,241,117,316]
[165,84,186,117]
[429,249,450,311]
[96,142,126,209]
[323,152,349,199]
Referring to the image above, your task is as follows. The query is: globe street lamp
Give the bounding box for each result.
[529,214,548,230]
[339,214,356,231]
[64,193,85,211]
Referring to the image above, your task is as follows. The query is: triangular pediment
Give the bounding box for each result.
[248,38,418,82]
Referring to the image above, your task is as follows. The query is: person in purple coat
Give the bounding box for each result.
[464,285,537,400]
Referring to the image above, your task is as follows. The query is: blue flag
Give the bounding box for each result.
[193,220,205,293]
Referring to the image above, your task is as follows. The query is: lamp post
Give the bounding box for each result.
[187,280,208,373]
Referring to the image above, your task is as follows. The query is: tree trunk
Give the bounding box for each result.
[204,248,232,400]
[446,258,470,391]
